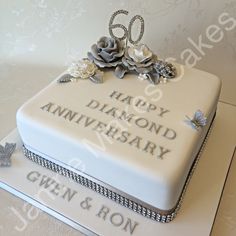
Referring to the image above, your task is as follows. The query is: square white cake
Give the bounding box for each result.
[16,63,221,222]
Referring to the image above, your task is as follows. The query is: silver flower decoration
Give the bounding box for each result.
[57,39,176,85]
[115,44,157,80]
[154,60,176,79]
[0,143,16,167]
[68,59,97,79]
[87,36,125,68]
[58,59,104,84]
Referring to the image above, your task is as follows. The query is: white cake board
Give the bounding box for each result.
[0,102,236,236]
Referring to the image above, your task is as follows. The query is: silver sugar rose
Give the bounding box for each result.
[115,43,176,84]
[68,59,97,79]
[115,44,158,83]
[58,59,104,84]
[123,44,157,74]
[88,36,125,68]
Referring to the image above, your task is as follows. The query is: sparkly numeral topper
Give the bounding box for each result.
[109,9,145,45]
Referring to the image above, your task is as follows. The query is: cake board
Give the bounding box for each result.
[0,102,236,236]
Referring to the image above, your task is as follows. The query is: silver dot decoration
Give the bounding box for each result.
[22,114,215,223]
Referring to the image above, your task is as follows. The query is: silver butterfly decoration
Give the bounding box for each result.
[186,110,207,130]
[0,143,16,167]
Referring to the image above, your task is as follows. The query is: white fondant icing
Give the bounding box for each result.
[16,64,221,211]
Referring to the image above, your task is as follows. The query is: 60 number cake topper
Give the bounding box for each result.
[109,9,145,45]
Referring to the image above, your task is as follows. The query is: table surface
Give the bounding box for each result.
[0,64,235,236]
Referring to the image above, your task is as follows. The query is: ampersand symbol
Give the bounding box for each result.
[80,197,92,210]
